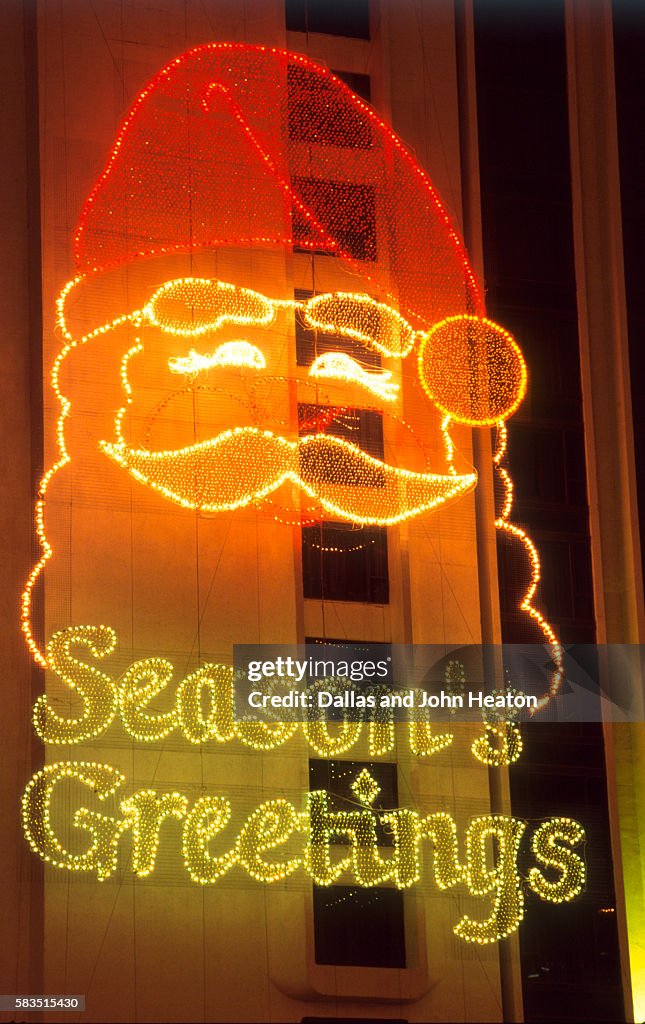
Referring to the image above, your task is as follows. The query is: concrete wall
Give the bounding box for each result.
[0,0,43,1008]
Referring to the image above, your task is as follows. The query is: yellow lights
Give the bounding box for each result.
[183,797,237,884]
[21,274,139,668]
[101,427,477,526]
[351,768,381,806]
[309,537,376,554]
[101,428,294,513]
[143,278,276,336]
[24,272,510,666]
[21,759,587,945]
[368,716,395,758]
[168,341,266,373]
[33,626,118,744]
[494,422,564,707]
[27,625,539,768]
[301,292,416,358]
[408,720,454,758]
[21,36,593,975]
[528,818,586,903]
[417,315,527,426]
[381,809,422,888]
[30,627,403,757]
[21,761,128,880]
[115,341,143,443]
[297,434,475,526]
[308,351,399,401]
[177,790,333,888]
[444,658,466,701]
[176,664,239,744]
[40,628,538,764]
[455,815,526,944]
[419,812,462,890]
[25,626,581,940]
[471,723,523,767]
[306,789,391,887]
[236,719,300,751]
[118,658,179,742]
[302,716,363,757]
[120,790,188,877]
[86,280,482,530]
[235,799,302,882]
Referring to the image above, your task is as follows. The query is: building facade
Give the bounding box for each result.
[1,1,643,1022]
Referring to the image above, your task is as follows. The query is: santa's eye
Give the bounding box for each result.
[301,293,415,358]
[308,352,398,401]
[169,342,266,374]
[145,278,276,337]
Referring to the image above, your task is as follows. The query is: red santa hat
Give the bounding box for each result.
[63,43,483,336]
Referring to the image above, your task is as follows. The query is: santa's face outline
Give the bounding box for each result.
[21,43,532,669]
[96,275,480,527]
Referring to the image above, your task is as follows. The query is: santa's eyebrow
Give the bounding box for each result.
[143,277,277,337]
[297,291,415,359]
[140,282,414,361]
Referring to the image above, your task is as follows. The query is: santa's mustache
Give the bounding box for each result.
[101,428,476,526]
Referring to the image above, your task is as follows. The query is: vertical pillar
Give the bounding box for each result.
[0,0,43,1003]
[566,2,645,1019]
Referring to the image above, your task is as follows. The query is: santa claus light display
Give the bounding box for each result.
[18,46,581,942]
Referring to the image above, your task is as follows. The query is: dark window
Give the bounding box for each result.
[285,0,370,39]
[294,289,381,368]
[298,404,384,461]
[504,424,588,508]
[333,70,372,103]
[477,193,576,309]
[497,533,595,641]
[309,761,404,968]
[305,636,393,680]
[288,66,372,149]
[491,308,582,421]
[302,523,389,603]
[538,538,594,625]
[309,758,398,845]
[313,886,405,967]
[292,177,377,260]
[304,638,393,720]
